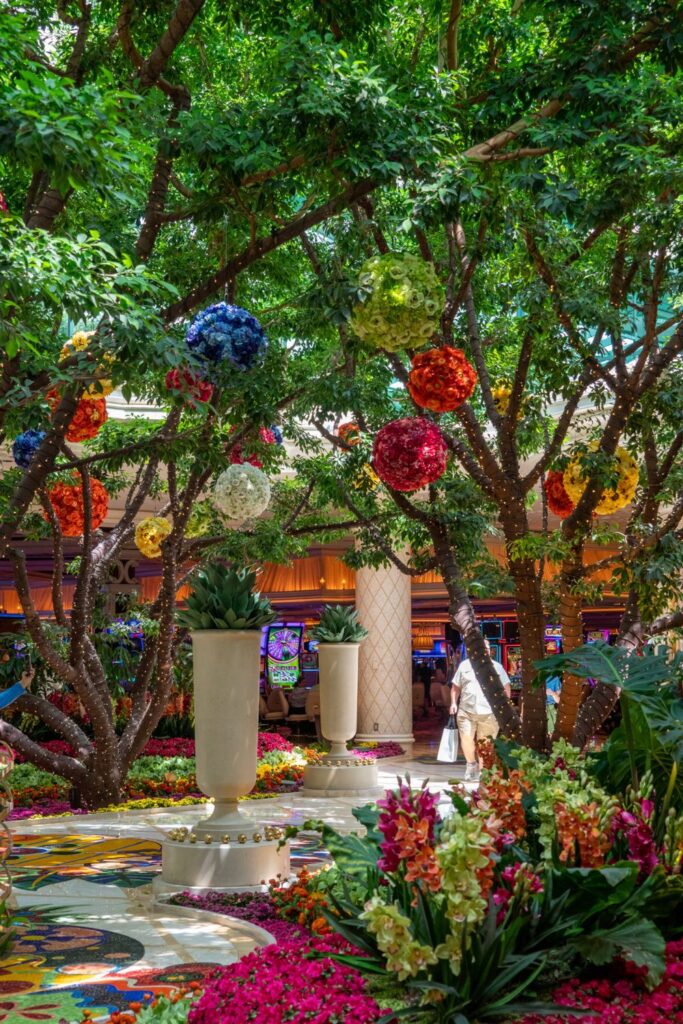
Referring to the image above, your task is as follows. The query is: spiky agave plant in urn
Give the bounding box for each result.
[303,605,378,796]
[158,566,290,892]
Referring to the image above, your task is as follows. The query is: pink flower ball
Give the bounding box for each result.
[372,416,448,491]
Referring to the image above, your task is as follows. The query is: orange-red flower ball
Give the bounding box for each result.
[47,390,108,442]
[44,478,109,537]
[544,470,575,519]
[407,346,477,412]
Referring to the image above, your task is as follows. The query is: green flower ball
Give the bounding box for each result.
[349,253,443,352]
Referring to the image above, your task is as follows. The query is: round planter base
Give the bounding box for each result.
[159,834,290,892]
[303,760,379,797]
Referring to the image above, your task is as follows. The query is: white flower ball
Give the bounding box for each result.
[213,463,271,521]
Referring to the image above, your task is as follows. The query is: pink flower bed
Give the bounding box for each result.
[520,940,683,1024]
[187,935,392,1024]
[9,801,87,820]
[351,741,404,759]
[13,733,295,763]
[170,890,307,945]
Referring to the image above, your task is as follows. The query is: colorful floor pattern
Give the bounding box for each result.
[2,828,330,1021]
[9,835,161,892]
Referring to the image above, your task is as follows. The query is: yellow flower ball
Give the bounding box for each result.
[60,330,114,397]
[563,444,638,515]
[353,463,380,491]
[135,516,173,558]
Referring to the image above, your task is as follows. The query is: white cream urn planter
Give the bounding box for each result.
[304,641,379,796]
[158,629,290,892]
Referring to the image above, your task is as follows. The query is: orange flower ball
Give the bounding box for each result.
[407,346,477,412]
[44,478,109,537]
[338,422,362,446]
[47,390,108,442]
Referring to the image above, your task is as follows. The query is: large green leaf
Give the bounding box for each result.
[573,916,666,986]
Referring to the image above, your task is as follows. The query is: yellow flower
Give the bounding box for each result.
[60,330,114,397]
[360,896,437,980]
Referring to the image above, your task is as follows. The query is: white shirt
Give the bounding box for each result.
[452,658,510,715]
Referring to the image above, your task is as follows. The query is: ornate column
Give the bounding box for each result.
[355,561,414,749]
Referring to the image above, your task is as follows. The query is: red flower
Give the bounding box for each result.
[229,426,276,467]
[373,417,448,491]
[544,470,575,519]
[44,477,109,537]
[165,367,213,403]
[47,390,108,442]
[407,346,477,412]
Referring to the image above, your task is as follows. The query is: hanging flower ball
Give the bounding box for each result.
[372,417,448,492]
[270,424,284,446]
[135,517,173,559]
[47,390,108,442]
[544,471,575,520]
[229,426,276,468]
[338,422,362,447]
[349,253,442,352]
[185,502,213,539]
[165,367,213,403]
[407,346,477,412]
[12,430,46,469]
[60,331,114,398]
[213,464,271,520]
[186,303,268,371]
[492,383,513,416]
[563,444,639,516]
[44,478,109,537]
[353,463,380,491]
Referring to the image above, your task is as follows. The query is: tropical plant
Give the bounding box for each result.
[539,641,683,834]
[311,605,369,644]
[177,565,276,631]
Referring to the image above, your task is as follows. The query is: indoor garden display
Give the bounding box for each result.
[373,416,448,491]
[185,302,268,370]
[407,346,477,412]
[213,463,271,520]
[349,252,443,351]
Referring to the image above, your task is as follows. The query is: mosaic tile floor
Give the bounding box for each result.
[3,746,467,1023]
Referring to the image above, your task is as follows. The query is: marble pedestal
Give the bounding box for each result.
[157,825,290,893]
[303,757,380,797]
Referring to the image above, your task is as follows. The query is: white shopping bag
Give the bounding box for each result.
[437,714,459,763]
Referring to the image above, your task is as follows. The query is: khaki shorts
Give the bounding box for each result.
[457,709,499,741]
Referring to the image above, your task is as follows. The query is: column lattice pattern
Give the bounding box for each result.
[355,563,414,744]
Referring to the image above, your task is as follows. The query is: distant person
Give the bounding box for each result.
[546,675,561,732]
[0,668,34,710]
[431,659,447,685]
[449,639,511,781]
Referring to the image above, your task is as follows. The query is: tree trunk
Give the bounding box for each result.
[508,555,548,750]
[553,544,585,741]
[434,532,522,740]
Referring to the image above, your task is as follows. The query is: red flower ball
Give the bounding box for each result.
[230,426,276,468]
[44,477,109,537]
[407,346,477,412]
[544,470,575,519]
[47,390,108,442]
[373,417,448,492]
[165,367,213,403]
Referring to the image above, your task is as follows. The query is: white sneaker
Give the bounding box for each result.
[464,762,477,781]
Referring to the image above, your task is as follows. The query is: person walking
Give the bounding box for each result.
[449,639,511,781]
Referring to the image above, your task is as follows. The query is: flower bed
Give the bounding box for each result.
[519,939,683,1024]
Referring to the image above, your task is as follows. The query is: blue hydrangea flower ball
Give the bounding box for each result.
[270,424,283,445]
[12,429,46,469]
[185,303,267,371]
